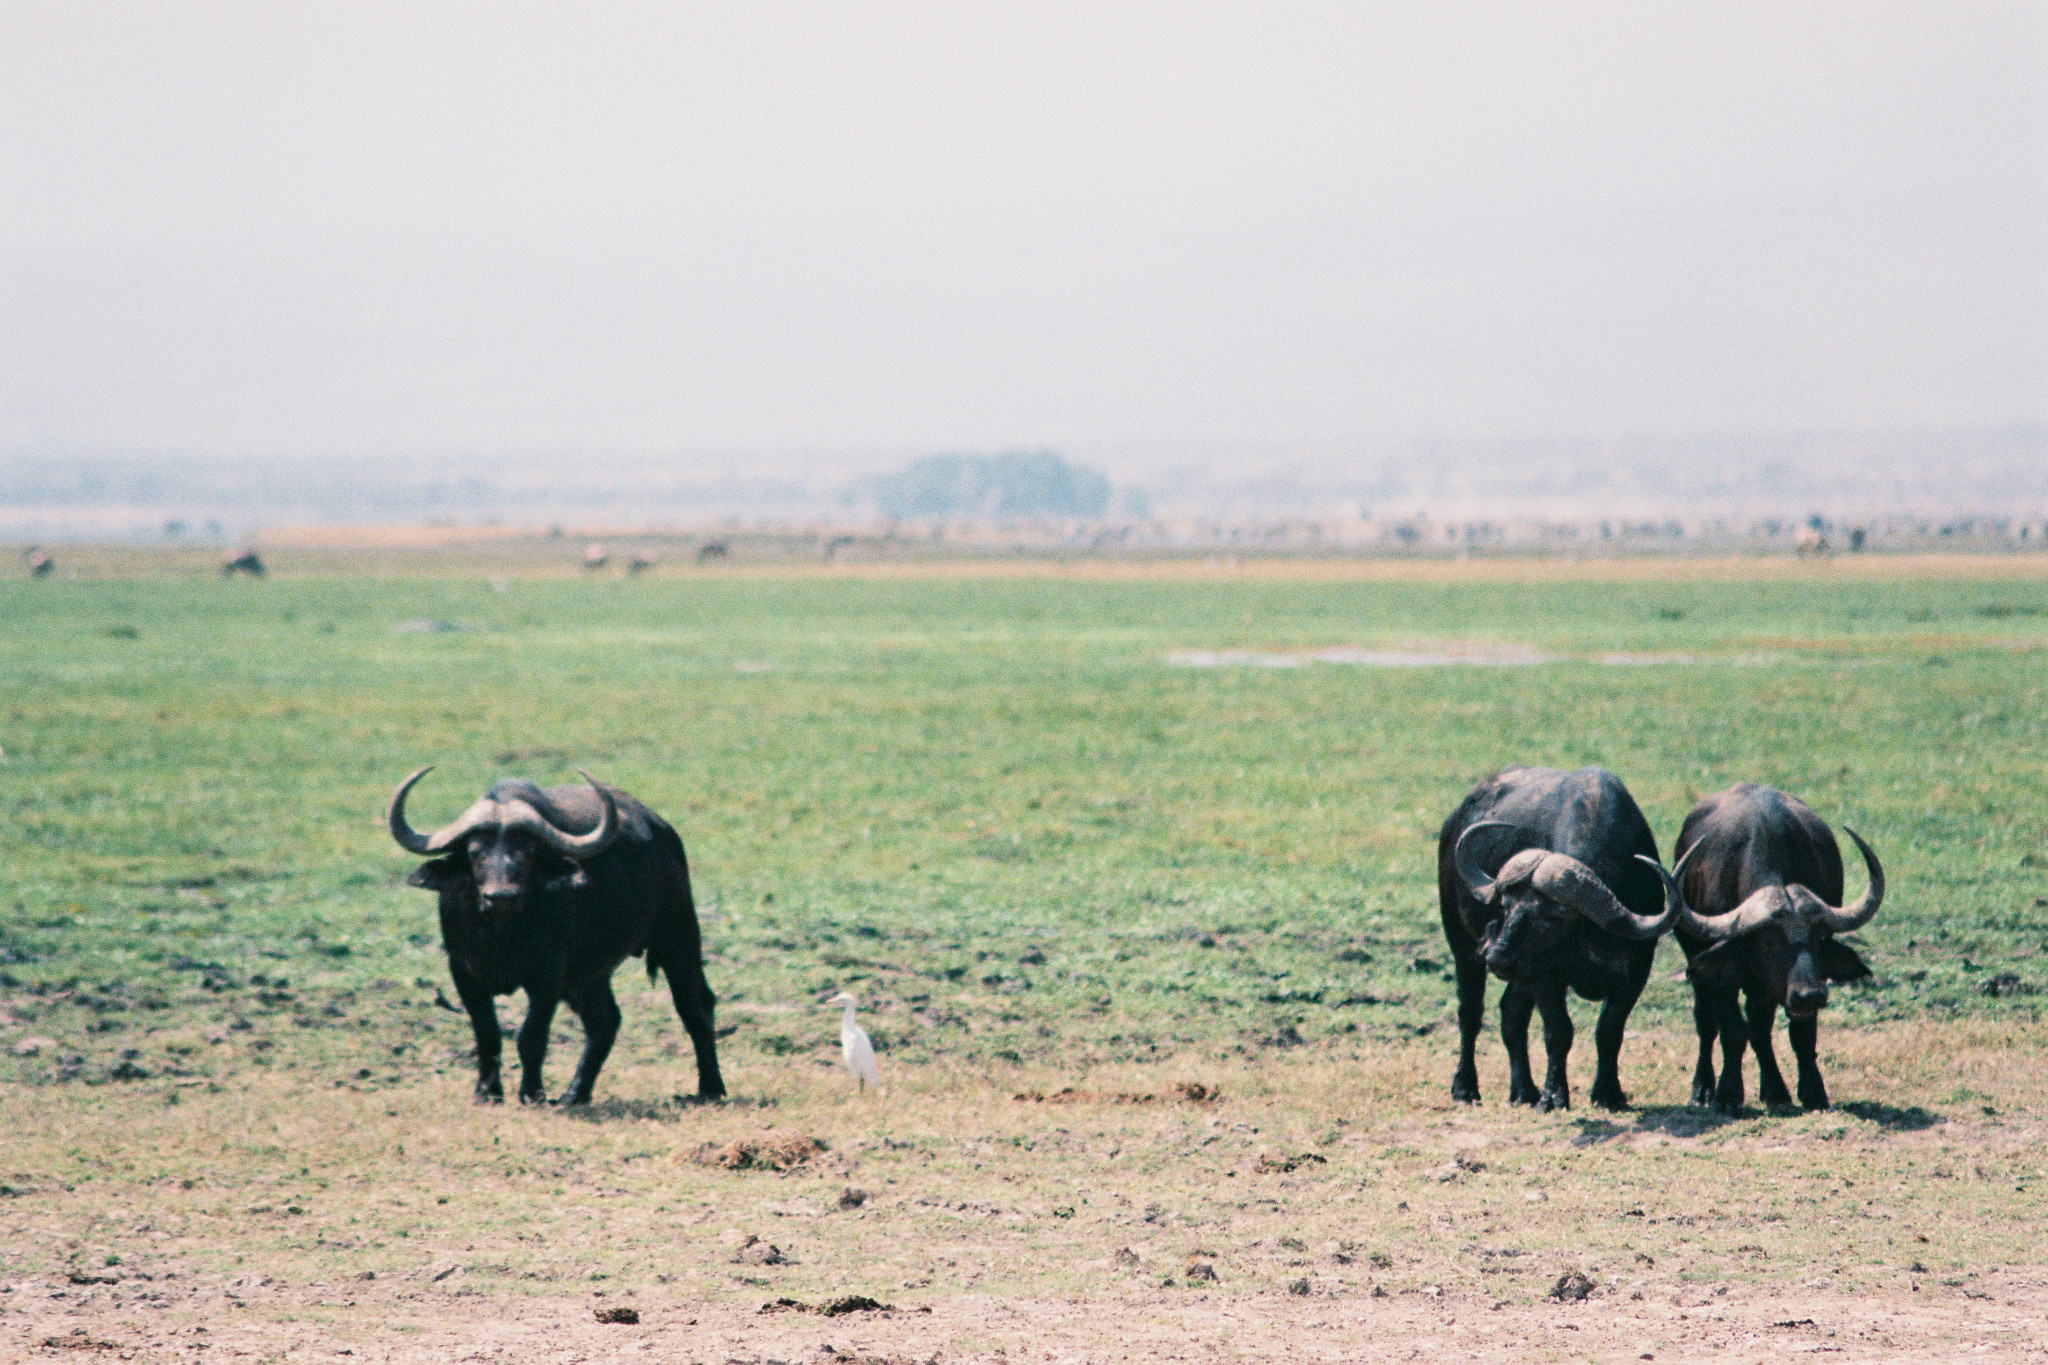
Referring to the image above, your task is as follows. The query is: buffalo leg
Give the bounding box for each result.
[515,992,559,1105]
[450,967,505,1103]
[1534,982,1575,1112]
[1451,954,1487,1104]
[1706,985,1748,1115]
[1499,981,1541,1106]
[1746,994,1793,1108]
[558,978,622,1106]
[1788,1015,1829,1111]
[1587,977,1643,1111]
[650,920,726,1099]
[662,961,725,1100]
[1688,987,1720,1106]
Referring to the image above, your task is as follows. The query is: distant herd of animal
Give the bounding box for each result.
[385,761,1882,1117]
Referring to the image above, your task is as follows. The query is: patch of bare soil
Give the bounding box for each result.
[10,1276,2046,1363]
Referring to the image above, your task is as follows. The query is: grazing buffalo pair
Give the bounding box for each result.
[1439,766,1884,1115]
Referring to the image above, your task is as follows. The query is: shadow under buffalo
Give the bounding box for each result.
[1579,1101,1945,1138]
[553,1093,736,1123]
[1835,1100,1943,1132]
[1624,1106,1750,1138]
[1548,1105,1744,1137]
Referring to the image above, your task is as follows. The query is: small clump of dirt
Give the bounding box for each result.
[1184,1261,1220,1283]
[757,1294,896,1316]
[593,1306,640,1324]
[1432,1152,1487,1181]
[1014,1081,1222,1106]
[838,1186,869,1209]
[695,1133,827,1171]
[1254,1152,1327,1174]
[731,1235,792,1266]
[1013,1087,1158,1105]
[1114,1247,1142,1268]
[40,1332,124,1352]
[1549,1271,1596,1302]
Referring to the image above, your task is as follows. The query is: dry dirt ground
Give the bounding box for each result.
[10,1275,2048,1364]
[9,1030,2048,1364]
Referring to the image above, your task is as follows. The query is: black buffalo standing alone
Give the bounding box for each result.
[1672,783,1884,1114]
[1439,766,1681,1110]
[389,767,725,1104]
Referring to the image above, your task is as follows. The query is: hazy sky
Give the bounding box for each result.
[3,2,2043,468]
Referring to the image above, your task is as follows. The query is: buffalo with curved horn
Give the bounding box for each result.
[1671,783,1884,1113]
[390,766,724,1105]
[1438,766,1680,1111]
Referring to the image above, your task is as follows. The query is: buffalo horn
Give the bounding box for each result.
[523,770,619,860]
[1675,879,1791,941]
[1813,827,1885,933]
[1675,826,1882,940]
[1454,821,1531,903]
[387,766,440,854]
[1532,851,1678,940]
[387,766,501,855]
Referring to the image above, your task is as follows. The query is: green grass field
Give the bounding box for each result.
[4,555,2047,1359]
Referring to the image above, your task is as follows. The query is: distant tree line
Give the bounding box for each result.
[865,451,1112,521]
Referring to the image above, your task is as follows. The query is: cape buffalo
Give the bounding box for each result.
[1672,783,1884,1114]
[1439,766,1681,1111]
[389,767,724,1105]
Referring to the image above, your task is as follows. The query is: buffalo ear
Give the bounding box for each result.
[1816,938,1872,983]
[406,857,467,892]
[1687,939,1740,983]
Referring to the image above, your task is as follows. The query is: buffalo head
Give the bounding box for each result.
[388,766,619,914]
[1676,828,1883,1018]
[1455,821,1681,982]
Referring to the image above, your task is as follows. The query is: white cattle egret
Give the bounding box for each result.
[827,991,880,1091]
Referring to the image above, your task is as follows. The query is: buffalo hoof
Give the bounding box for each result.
[1538,1089,1570,1113]
[1508,1083,1541,1107]
[556,1091,592,1107]
[1589,1085,1630,1112]
[1758,1084,1793,1109]
[473,1090,504,1105]
[1799,1088,1830,1112]
[1452,1073,1481,1105]
[1689,1080,1716,1107]
[1712,1092,1744,1118]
